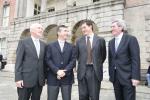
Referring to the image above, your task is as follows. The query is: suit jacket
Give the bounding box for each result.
[45,41,76,85]
[0,54,2,61]
[15,37,46,88]
[147,66,150,74]
[108,33,141,85]
[76,35,106,81]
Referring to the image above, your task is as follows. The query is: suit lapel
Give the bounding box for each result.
[111,38,116,56]
[29,37,38,58]
[82,36,87,52]
[62,42,68,54]
[92,35,98,49]
[116,33,126,54]
[55,41,63,55]
[39,40,44,59]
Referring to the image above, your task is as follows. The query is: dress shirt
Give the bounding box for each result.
[58,39,65,52]
[31,36,40,58]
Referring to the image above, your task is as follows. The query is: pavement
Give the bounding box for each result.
[0,70,150,100]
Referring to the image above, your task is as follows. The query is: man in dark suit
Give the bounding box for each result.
[15,23,46,100]
[0,53,6,70]
[76,20,106,100]
[108,19,141,100]
[45,25,76,100]
[0,53,3,69]
[146,65,150,87]
[0,53,2,61]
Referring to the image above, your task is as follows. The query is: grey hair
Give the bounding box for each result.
[30,23,43,33]
[112,19,127,32]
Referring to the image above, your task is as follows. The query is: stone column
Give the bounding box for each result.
[41,0,47,12]
[15,0,34,18]
[26,0,34,17]
[15,0,19,18]
[15,0,25,18]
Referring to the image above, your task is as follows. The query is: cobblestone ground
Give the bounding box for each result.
[0,71,150,100]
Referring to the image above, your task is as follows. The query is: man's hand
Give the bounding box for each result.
[57,70,66,79]
[73,68,77,73]
[45,79,47,84]
[131,79,140,86]
[16,80,24,88]
[57,75,61,80]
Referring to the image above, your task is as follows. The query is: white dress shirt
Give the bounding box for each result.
[58,39,65,52]
[115,32,123,51]
[31,36,40,58]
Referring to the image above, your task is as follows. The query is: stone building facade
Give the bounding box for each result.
[0,0,150,76]
[0,0,16,60]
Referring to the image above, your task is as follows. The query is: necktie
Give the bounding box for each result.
[35,39,40,58]
[115,38,119,52]
[87,36,92,64]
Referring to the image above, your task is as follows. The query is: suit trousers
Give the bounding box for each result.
[78,65,101,100]
[47,85,72,100]
[17,83,43,100]
[113,70,135,100]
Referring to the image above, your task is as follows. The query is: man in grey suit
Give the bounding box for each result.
[76,20,106,100]
[108,19,140,100]
[15,23,46,100]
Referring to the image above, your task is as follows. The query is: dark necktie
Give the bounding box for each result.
[87,36,92,64]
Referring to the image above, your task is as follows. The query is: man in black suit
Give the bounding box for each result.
[108,19,141,100]
[76,20,106,100]
[45,25,76,100]
[15,23,46,100]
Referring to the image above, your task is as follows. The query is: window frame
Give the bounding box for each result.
[93,0,100,3]
[2,4,10,27]
[34,3,41,15]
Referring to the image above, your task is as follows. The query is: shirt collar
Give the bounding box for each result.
[58,39,65,44]
[31,36,39,41]
[87,33,94,39]
[115,32,123,39]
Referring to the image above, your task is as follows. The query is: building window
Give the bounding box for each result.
[48,7,55,12]
[93,0,100,3]
[73,1,76,7]
[34,4,41,15]
[0,38,7,58]
[2,5,10,27]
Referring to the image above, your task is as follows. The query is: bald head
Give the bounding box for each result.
[30,23,44,39]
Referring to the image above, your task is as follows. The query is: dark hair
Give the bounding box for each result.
[80,19,94,31]
[57,25,68,33]
[56,25,68,37]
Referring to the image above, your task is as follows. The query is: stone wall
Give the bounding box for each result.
[124,0,150,69]
[145,16,150,63]
[0,0,16,28]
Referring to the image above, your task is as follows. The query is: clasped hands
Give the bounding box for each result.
[57,70,67,80]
